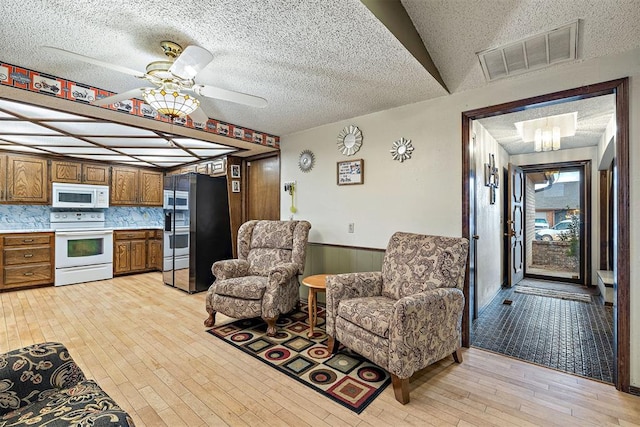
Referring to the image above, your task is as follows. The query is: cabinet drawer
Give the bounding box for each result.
[114,230,147,240]
[4,246,51,265]
[4,234,51,246]
[146,230,163,239]
[4,263,52,285]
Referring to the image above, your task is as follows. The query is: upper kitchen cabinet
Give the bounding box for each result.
[111,166,163,206]
[51,160,110,185]
[0,154,48,204]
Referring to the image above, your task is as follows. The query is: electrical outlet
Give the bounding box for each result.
[348,223,355,233]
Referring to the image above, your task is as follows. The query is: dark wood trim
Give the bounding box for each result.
[461,109,472,348]
[307,241,386,252]
[630,386,640,397]
[461,77,630,392]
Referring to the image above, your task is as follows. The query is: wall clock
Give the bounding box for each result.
[298,149,315,172]
[337,125,363,156]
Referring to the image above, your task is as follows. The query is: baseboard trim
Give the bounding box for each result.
[630,385,640,396]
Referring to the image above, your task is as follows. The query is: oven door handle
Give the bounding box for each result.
[55,230,113,237]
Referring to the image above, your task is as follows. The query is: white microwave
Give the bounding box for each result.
[52,183,109,208]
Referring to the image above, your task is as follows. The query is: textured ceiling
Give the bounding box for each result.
[0,0,638,163]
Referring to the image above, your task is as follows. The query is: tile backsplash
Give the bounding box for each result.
[0,205,164,230]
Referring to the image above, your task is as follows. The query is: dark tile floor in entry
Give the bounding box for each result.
[471,281,614,383]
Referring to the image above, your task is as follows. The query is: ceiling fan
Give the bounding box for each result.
[43,41,267,122]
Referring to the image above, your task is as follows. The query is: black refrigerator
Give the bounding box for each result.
[163,173,233,293]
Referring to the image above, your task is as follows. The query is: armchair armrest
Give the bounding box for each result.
[388,288,464,378]
[0,342,86,415]
[212,259,250,280]
[267,263,299,288]
[325,272,383,337]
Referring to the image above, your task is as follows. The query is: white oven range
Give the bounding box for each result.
[50,211,113,286]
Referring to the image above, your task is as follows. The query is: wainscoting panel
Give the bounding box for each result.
[300,243,385,302]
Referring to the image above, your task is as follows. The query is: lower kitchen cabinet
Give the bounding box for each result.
[113,229,162,276]
[1,232,54,291]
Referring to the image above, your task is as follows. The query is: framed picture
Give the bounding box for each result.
[232,180,240,193]
[231,164,241,178]
[337,159,364,185]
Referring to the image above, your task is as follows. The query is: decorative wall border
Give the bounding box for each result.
[0,61,280,149]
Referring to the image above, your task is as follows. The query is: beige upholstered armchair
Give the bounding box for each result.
[204,220,311,336]
[326,232,469,404]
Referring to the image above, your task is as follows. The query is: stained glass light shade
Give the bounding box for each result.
[142,85,200,119]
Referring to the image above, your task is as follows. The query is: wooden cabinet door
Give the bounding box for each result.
[0,154,6,201]
[139,170,163,206]
[111,167,138,205]
[130,240,147,271]
[83,164,110,185]
[6,155,48,203]
[51,160,82,183]
[113,241,131,274]
[147,239,162,271]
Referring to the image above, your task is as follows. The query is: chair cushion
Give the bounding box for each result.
[382,233,469,299]
[250,221,297,250]
[337,296,395,338]
[0,379,133,426]
[214,276,268,299]
[247,248,292,276]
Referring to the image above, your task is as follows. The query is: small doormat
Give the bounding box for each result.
[206,304,390,413]
[515,285,592,302]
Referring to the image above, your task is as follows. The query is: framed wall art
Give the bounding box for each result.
[231,164,241,178]
[337,159,364,185]
[232,180,241,193]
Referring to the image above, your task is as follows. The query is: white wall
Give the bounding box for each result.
[473,121,508,310]
[281,48,640,386]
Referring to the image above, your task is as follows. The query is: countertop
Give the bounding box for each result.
[0,225,163,234]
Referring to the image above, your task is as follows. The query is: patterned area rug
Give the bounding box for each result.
[206,304,390,413]
[515,285,592,302]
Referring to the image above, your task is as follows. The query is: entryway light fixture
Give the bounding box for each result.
[142,82,200,119]
[514,112,577,153]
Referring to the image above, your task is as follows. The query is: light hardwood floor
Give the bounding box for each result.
[1,273,639,426]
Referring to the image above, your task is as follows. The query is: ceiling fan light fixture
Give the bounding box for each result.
[142,86,200,119]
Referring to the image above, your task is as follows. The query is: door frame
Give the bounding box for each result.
[521,161,591,285]
[461,78,630,392]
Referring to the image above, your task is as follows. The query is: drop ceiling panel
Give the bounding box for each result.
[44,146,119,155]
[171,138,229,149]
[84,137,172,147]
[136,156,197,163]
[0,145,48,154]
[1,121,63,135]
[68,154,142,162]
[190,149,236,157]
[0,99,92,120]
[45,121,159,136]
[116,148,192,156]
[0,135,94,146]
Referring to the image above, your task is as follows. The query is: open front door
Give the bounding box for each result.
[507,163,524,286]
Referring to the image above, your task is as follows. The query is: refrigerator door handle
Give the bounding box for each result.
[165,211,172,232]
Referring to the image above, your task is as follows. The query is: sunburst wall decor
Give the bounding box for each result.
[390,137,414,162]
[337,125,363,156]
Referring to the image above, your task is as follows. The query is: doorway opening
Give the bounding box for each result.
[461,78,630,392]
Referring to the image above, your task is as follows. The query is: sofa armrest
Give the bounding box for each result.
[0,342,86,415]
[325,272,383,337]
[212,259,250,280]
[388,288,464,378]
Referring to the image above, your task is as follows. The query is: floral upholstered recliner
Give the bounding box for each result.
[325,232,469,404]
[0,342,134,426]
[204,220,311,336]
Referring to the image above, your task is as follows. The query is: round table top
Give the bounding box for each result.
[301,274,329,290]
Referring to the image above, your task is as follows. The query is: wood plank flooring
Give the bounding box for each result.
[1,273,639,426]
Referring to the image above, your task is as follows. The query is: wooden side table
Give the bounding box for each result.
[301,274,329,337]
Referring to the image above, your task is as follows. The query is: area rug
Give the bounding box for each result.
[206,304,390,413]
[515,285,592,302]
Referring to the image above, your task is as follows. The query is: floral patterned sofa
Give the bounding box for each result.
[325,232,469,404]
[204,220,311,336]
[0,342,134,426]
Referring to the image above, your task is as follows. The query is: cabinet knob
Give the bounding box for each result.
[23,239,34,243]
[23,272,34,276]
[24,253,33,258]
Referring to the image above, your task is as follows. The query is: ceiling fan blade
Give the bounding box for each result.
[189,107,209,124]
[92,88,146,106]
[42,46,145,78]
[193,84,267,108]
[169,45,213,80]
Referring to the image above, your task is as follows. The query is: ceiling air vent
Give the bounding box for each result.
[478,21,578,82]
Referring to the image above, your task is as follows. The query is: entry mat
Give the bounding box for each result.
[207,304,390,413]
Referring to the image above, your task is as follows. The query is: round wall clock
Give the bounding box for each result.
[298,149,315,172]
[337,125,363,156]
